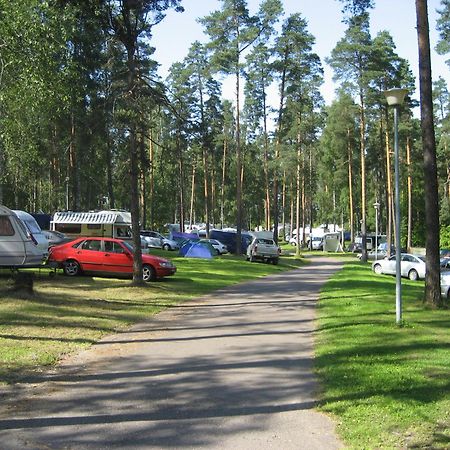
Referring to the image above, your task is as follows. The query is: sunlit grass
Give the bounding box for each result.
[316,261,450,449]
[0,253,304,384]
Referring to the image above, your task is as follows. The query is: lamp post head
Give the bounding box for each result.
[373,201,380,210]
[383,88,408,106]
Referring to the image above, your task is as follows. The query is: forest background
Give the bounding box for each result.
[0,0,449,250]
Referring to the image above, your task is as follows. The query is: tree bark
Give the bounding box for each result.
[416,0,442,306]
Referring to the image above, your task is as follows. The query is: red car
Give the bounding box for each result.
[48,237,176,282]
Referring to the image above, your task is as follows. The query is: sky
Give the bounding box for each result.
[150,0,450,109]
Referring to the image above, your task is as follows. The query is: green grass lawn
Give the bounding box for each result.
[0,252,304,384]
[316,260,450,449]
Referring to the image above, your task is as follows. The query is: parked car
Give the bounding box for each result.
[359,242,394,261]
[372,253,426,281]
[199,238,228,255]
[0,205,47,267]
[48,237,176,281]
[246,237,280,264]
[43,230,71,247]
[440,270,450,300]
[308,236,323,250]
[13,210,49,257]
[140,230,179,251]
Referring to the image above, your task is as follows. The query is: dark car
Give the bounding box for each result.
[48,237,176,282]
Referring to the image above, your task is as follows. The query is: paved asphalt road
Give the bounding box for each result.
[0,257,344,449]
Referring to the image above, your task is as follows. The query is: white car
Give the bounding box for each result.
[199,239,228,255]
[441,270,450,300]
[372,253,426,281]
[140,230,179,251]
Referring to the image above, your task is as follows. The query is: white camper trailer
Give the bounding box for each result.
[0,205,47,267]
[51,210,132,240]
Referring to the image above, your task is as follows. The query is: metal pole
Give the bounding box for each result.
[394,106,402,324]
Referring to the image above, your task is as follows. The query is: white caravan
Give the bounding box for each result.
[0,205,47,267]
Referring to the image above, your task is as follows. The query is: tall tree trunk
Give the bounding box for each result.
[189,163,196,230]
[296,130,302,256]
[139,132,146,229]
[359,96,368,262]
[347,127,354,243]
[235,64,242,254]
[281,169,286,239]
[202,149,210,238]
[69,112,77,210]
[273,57,287,244]
[406,136,413,252]
[148,131,154,229]
[176,131,185,233]
[416,0,442,307]
[220,137,227,228]
[263,89,271,231]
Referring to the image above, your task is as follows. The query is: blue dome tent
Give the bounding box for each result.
[179,240,215,258]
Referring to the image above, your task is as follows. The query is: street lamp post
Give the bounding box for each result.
[374,201,380,261]
[384,88,408,325]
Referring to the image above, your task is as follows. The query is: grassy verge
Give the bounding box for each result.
[316,260,450,449]
[0,252,304,385]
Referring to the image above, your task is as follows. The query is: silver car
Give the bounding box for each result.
[140,230,179,251]
[372,253,426,281]
[441,270,450,300]
[199,238,228,255]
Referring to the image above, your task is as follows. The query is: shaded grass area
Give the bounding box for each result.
[0,253,304,384]
[316,261,450,449]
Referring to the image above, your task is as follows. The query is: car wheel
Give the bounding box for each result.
[272,258,279,265]
[408,269,418,281]
[143,264,156,282]
[373,264,383,275]
[162,243,170,251]
[447,288,450,301]
[63,260,80,277]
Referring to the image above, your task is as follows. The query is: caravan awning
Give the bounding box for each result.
[52,211,119,225]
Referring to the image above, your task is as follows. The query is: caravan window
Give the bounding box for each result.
[55,223,82,234]
[0,216,14,236]
[87,224,102,230]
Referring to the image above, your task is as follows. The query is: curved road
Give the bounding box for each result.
[0,257,344,449]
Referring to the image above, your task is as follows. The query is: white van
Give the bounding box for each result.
[0,205,47,267]
[13,210,49,257]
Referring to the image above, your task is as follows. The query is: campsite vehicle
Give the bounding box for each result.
[308,236,324,250]
[372,253,426,281]
[210,229,252,254]
[140,230,179,251]
[246,237,280,264]
[43,230,70,247]
[199,238,228,255]
[48,237,176,281]
[0,205,47,267]
[13,210,49,257]
[51,210,133,240]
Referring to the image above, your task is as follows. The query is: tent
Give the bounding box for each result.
[179,240,215,258]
